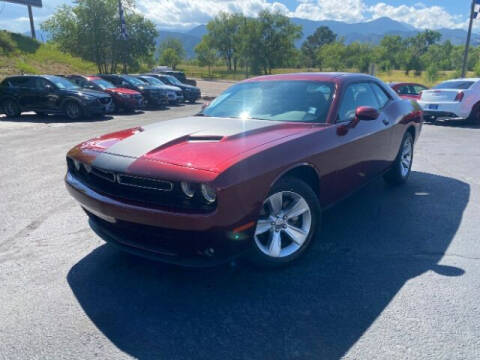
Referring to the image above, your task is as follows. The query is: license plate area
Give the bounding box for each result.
[429,104,439,110]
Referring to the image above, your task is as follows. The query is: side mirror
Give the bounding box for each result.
[201,101,210,110]
[356,106,379,121]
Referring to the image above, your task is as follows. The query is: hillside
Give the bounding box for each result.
[159,17,479,59]
[0,31,97,79]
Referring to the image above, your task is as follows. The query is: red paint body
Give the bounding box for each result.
[389,82,428,100]
[66,73,423,266]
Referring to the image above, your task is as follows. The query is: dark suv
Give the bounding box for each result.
[99,74,168,108]
[145,73,201,103]
[0,75,112,120]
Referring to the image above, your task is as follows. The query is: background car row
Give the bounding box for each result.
[0,72,201,120]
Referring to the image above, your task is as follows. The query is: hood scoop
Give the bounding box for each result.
[187,135,224,142]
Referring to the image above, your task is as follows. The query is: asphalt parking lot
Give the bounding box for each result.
[0,103,479,359]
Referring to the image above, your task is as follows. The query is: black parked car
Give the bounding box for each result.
[0,75,112,120]
[154,69,197,86]
[144,73,201,103]
[99,74,168,108]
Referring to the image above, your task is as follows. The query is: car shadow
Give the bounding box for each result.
[0,113,114,124]
[67,171,469,360]
[428,119,480,129]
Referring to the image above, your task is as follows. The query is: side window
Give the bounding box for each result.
[9,77,33,88]
[34,78,52,90]
[413,85,427,95]
[337,83,380,122]
[371,83,390,108]
[396,85,409,95]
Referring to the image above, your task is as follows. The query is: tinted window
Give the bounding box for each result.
[8,77,33,88]
[413,85,427,94]
[371,83,390,108]
[203,81,335,123]
[91,78,115,89]
[338,82,379,122]
[433,81,474,90]
[396,85,411,95]
[33,78,52,90]
[44,76,79,90]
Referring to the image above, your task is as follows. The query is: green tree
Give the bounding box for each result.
[158,38,185,69]
[42,0,157,73]
[255,10,302,74]
[206,12,244,72]
[160,48,181,70]
[301,26,336,68]
[317,41,347,71]
[195,36,217,76]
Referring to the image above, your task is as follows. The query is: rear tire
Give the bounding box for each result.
[64,101,82,120]
[248,177,321,267]
[383,132,414,185]
[2,99,21,118]
[467,103,480,124]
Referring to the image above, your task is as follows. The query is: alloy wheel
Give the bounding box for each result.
[254,191,312,258]
[66,102,80,119]
[400,136,413,177]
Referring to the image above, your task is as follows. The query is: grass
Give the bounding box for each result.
[0,30,97,80]
[180,63,474,87]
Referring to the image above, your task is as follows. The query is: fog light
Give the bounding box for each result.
[180,181,195,198]
[200,183,216,203]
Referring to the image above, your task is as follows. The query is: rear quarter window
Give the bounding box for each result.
[433,81,475,90]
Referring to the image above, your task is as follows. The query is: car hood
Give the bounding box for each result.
[65,89,110,98]
[107,88,140,95]
[79,116,319,173]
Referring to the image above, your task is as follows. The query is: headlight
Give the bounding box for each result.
[180,182,195,198]
[200,184,216,203]
[73,159,81,171]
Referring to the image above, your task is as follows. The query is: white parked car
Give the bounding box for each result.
[418,78,480,123]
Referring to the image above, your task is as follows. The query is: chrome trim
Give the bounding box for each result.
[116,174,174,192]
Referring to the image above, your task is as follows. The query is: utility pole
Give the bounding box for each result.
[27,4,36,39]
[462,0,475,78]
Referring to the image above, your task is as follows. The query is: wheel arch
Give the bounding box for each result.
[271,163,321,198]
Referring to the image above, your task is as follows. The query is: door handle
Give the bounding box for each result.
[382,119,390,125]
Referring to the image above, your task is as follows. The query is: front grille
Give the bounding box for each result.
[98,97,111,105]
[67,158,215,213]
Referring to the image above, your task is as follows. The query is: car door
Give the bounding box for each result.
[32,78,59,111]
[12,76,36,109]
[329,82,392,198]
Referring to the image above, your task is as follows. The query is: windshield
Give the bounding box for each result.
[91,78,115,89]
[122,75,145,86]
[45,76,79,90]
[433,81,475,90]
[165,75,182,85]
[202,81,334,123]
[141,76,164,86]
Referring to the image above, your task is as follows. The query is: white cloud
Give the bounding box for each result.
[137,0,289,30]
[291,0,366,23]
[368,2,465,30]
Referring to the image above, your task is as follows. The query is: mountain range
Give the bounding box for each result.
[157,17,480,58]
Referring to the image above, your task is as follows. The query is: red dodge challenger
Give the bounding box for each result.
[65,73,423,267]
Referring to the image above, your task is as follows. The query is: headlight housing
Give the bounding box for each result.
[200,184,216,204]
[180,181,195,198]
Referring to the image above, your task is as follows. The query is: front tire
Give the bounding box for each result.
[2,99,21,118]
[383,132,414,185]
[249,177,321,267]
[64,101,82,120]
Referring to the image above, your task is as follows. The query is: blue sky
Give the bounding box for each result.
[0,0,475,34]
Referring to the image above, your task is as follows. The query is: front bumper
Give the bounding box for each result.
[65,173,254,266]
[116,96,143,110]
[144,93,169,107]
[184,90,201,102]
[88,212,251,267]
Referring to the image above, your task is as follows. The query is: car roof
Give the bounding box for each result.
[440,78,480,82]
[242,72,378,84]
